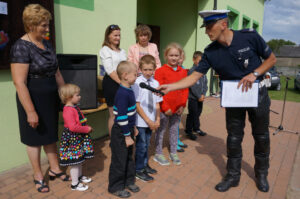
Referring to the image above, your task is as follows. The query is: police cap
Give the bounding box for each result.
[199,10,230,28]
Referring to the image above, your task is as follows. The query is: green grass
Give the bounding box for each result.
[268,76,300,102]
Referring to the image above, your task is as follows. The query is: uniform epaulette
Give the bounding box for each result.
[240,28,256,33]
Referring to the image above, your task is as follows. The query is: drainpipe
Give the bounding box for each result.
[209,0,218,95]
[213,0,217,10]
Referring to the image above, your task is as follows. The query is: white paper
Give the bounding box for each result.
[0,2,7,15]
[221,81,258,107]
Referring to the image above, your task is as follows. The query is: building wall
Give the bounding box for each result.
[54,0,137,63]
[276,57,300,68]
[137,0,198,68]
[0,70,28,173]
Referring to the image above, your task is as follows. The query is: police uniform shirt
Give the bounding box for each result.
[195,29,272,81]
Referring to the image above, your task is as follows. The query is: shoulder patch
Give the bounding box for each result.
[240,28,256,33]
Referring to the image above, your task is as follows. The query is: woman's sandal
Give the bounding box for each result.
[33,179,49,193]
[49,169,70,181]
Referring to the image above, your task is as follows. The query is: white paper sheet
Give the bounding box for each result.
[0,2,7,15]
[221,81,259,107]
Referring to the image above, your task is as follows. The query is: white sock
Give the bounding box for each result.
[70,164,82,186]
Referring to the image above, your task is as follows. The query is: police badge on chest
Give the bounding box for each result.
[238,47,250,68]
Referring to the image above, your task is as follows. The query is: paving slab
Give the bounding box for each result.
[0,98,299,199]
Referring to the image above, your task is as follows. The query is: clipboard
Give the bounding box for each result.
[220,80,259,107]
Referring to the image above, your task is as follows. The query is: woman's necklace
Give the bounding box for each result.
[27,33,44,49]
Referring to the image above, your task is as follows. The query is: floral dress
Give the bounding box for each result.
[59,105,94,166]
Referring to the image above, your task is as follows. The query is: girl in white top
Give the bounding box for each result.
[99,24,127,136]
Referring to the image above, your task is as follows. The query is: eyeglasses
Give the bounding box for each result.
[109,24,120,30]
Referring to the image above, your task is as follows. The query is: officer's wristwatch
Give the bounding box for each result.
[253,71,260,78]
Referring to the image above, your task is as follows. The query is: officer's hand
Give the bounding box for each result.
[157,84,173,95]
[238,73,256,92]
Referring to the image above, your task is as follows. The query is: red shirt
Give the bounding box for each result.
[154,64,188,113]
[63,106,90,133]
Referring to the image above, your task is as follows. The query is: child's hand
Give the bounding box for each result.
[87,126,93,133]
[125,136,134,147]
[134,127,139,136]
[154,119,160,130]
[147,120,157,131]
[165,109,173,116]
[198,95,205,102]
[176,106,184,115]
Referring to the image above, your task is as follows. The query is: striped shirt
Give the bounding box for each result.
[113,85,136,136]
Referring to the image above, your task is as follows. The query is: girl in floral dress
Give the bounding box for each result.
[58,84,94,191]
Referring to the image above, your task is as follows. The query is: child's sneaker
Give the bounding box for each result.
[71,182,89,191]
[136,170,154,182]
[79,176,92,183]
[153,154,170,166]
[169,153,181,165]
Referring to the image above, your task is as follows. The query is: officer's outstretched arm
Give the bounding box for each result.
[158,71,203,95]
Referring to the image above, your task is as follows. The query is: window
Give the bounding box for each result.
[242,15,251,29]
[253,20,259,32]
[227,6,240,30]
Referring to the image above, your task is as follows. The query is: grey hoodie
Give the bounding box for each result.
[188,65,208,100]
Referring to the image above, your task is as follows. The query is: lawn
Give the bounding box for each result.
[268,76,300,102]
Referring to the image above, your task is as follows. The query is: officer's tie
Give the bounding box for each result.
[147,79,154,113]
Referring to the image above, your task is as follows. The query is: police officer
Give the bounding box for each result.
[159,10,276,192]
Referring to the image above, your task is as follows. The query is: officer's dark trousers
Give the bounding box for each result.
[186,98,203,132]
[108,124,135,193]
[225,86,270,180]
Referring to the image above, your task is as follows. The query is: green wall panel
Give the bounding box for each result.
[54,0,94,11]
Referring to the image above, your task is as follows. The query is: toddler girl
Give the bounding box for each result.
[154,43,188,165]
[58,84,94,191]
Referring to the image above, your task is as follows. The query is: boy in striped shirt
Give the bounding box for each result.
[108,61,140,198]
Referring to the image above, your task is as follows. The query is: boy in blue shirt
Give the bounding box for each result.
[108,61,139,198]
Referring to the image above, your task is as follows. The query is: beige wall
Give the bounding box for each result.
[276,57,300,67]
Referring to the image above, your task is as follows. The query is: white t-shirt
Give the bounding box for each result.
[99,46,127,75]
[132,75,163,128]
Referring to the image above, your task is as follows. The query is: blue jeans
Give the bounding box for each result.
[135,127,152,171]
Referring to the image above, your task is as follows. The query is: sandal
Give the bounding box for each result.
[49,170,70,181]
[33,179,49,193]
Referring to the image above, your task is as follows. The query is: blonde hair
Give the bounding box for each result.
[116,61,136,80]
[59,84,80,104]
[163,42,183,61]
[23,4,52,33]
[139,55,156,70]
[135,24,152,42]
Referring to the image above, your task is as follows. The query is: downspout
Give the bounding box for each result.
[209,0,218,95]
[214,0,217,10]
